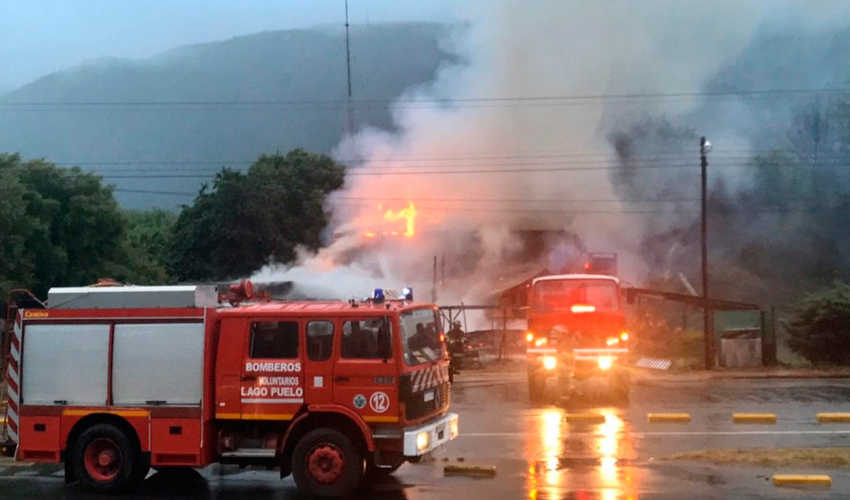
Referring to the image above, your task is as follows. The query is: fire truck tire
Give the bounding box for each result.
[528,375,544,403]
[292,428,364,498]
[608,371,630,405]
[72,423,142,492]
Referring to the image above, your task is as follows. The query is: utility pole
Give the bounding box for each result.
[701,136,712,369]
[344,0,354,135]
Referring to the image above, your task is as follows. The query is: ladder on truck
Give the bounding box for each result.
[1,289,45,455]
[1,363,9,442]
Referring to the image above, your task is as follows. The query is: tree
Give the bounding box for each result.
[170,149,344,281]
[121,209,178,284]
[0,157,36,298]
[786,282,850,365]
[0,153,127,297]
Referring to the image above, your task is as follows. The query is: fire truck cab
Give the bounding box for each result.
[525,274,630,404]
[1,285,457,498]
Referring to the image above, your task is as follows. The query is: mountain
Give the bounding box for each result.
[0,23,452,208]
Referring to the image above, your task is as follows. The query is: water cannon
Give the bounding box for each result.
[229,280,254,301]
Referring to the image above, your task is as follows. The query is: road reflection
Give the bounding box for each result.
[526,407,637,500]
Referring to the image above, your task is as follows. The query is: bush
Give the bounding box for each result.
[787,282,850,365]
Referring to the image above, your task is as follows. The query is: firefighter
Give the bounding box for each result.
[447,321,465,344]
[446,321,467,380]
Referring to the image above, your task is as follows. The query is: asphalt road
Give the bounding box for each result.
[3,367,850,499]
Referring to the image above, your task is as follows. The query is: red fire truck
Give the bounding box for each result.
[525,273,630,404]
[0,284,457,497]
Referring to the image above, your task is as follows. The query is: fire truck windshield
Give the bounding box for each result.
[532,279,620,313]
[400,308,444,366]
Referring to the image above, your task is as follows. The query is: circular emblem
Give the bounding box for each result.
[353,394,367,409]
[369,392,390,413]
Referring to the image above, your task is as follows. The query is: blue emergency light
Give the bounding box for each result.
[373,288,385,303]
[402,287,414,301]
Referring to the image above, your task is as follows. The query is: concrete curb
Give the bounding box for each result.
[648,413,691,423]
[773,475,832,487]
[444,464,497,477]
[817,413,850,423]
[732,413,777,424]
[563,413,606,424]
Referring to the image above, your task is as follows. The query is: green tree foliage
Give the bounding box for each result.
[170,149,345,281]
[786,282,850,365]
[0,154,127,297]
[121,209,177,284]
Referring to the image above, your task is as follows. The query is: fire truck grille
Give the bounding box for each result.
[405,383,450,421]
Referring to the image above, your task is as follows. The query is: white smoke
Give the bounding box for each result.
[253,0,838,310]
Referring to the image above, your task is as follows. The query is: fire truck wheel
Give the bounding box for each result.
[292,428,364,498]
[72,423,142,492]
[608,370,630,405]
[528,375,544,403]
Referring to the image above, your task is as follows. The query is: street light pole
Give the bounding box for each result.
[700,136,712,369]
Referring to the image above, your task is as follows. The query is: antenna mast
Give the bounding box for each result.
[344,0,354,135]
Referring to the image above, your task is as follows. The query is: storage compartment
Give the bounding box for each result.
[22,324,110,406]
[18,416,61,462]
[151,418,201,466]
[112,323,204,406]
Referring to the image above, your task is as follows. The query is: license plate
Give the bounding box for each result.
[424,390,435,402]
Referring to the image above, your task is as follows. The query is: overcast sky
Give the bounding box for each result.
[0,0,454,93]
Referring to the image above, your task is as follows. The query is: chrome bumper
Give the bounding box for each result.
[403,413,458,457]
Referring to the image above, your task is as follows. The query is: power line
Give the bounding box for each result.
[1,87,848,110]
[89,161,850,178]
[113,188,195,196]
[330,201,850,215]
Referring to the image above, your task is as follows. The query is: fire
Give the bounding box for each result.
[363,201,417,239]
[383,201,417,237]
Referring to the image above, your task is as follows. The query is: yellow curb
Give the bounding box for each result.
[732,413,777,424]
[444,464,497,477]
[817,413,850,423]
[563,413,606,424]
[648,413,691,423]
[773,475,832,487]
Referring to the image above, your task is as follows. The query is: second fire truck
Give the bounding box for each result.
[0,284,457,497]
[525,271,630,404]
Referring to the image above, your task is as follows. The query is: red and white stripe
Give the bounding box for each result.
[4,313,22,443]
[411,364,450,393]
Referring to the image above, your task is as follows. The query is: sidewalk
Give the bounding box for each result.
[634,367,850,382]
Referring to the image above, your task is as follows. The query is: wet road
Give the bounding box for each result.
[3,369,850,499]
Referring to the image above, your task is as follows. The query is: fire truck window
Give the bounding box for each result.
[250,321,299,359]
[307,321,334,361]
[342,317,390,360]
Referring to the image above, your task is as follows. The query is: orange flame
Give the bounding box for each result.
[382,201,417,237]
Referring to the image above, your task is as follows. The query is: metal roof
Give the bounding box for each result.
[531,274,620,285]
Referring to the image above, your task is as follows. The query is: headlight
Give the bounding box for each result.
[417,431,430,452]
[450,416,459,439]
[620,331,629,341]
[606,337,619,346]
[598,356,613,370]
[542,356,557,370]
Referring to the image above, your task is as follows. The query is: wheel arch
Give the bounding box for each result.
[279,405,374,478]
[63,413,144,483]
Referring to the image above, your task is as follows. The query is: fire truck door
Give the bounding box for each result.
[240,320,305,421]
[303,320,335,404]
[333,316,399,424]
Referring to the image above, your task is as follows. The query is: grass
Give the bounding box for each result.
[666,448,850,468]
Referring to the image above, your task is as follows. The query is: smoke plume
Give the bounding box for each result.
[254,1,850,313]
